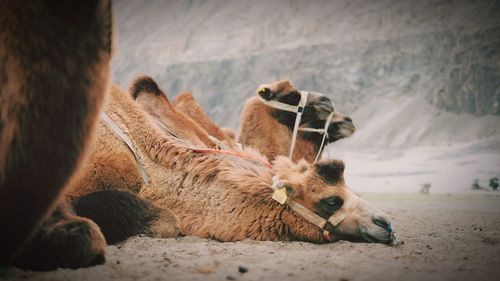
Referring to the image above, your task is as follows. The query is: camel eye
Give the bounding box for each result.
[322,196,343,211]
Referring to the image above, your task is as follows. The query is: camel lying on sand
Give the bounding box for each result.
[173,91,235,143]
[238,80,355,162]
[0,0,112,270]
[72,84,395,245]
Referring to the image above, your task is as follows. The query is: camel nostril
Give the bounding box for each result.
[344,117,352,122]
[372,216,392,233]
[319,95,331,103]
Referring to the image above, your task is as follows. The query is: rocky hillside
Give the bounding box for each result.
[112,0,500,148]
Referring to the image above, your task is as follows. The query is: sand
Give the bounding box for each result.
[2,193,499,281]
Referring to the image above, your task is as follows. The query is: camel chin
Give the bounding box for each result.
[329,198,395,245]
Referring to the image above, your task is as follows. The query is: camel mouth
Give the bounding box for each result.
[359,228,396,245]
[328,121,355,141]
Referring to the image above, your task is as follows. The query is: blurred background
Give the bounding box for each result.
[112,0,500,194]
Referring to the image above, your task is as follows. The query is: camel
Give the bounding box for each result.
[173,91,235,143]
[71,85,395,245]
[238,80,355,163]
[0,0,112,269]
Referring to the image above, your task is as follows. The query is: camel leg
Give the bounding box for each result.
[11,200,106,271]
[74,190,181,244]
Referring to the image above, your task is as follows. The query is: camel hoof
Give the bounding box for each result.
[13,217,106,270]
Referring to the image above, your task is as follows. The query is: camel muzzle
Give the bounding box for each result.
[334,198,396,245]
[272,179,396,245]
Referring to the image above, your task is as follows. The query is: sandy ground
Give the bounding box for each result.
[2,193,499,281]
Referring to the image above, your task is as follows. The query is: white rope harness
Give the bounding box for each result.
[100,112,150,185]
[259,91,334,163]
[303,111,334,163]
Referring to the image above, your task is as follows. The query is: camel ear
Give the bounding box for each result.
[314,160,345,185]
[257,86,274,100]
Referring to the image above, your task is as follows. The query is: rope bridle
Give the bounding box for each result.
[258,90,334,163]
[100,112,150,184]
[270,176,358,241]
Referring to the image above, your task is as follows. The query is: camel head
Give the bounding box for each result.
[257,80,334,125]
[272,156,395,244]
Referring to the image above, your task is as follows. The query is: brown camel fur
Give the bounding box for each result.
[0,0,112,269]
[131,77,239,149]
[238,80,355,162]
[221,127,236,140]
[130,76,216,148]
[70,85,394,245]
[173,91,234,143]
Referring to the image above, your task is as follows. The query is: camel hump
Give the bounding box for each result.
[130,75,163,99]
[173,91,195,105]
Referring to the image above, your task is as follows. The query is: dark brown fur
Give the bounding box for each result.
[0,0,112,268]
[130,76,162,99]
[74,190,161,244]
[11,201,106,271]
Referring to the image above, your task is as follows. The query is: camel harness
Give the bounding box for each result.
[100,112,150,184]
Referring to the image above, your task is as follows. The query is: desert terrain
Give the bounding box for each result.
[2,193,499,281]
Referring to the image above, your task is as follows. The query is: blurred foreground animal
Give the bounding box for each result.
[0,0,112,270]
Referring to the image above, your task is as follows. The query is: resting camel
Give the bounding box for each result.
[238,80,355,163]
[173,91,235,143]
[0,0,112,270]
[71,85,395,245]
